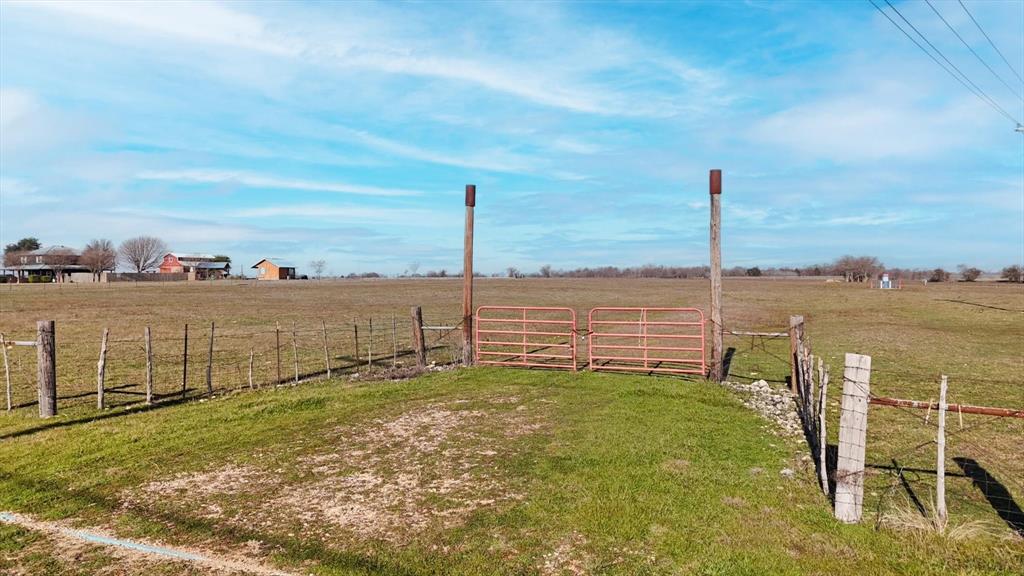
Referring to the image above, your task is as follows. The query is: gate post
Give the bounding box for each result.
[411,306,427,369]
[708,169,723,381]
[835,353,871,523]
[463,184,475,366]
[36,320,57,418]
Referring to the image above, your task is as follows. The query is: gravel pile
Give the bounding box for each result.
[722,379,802,437]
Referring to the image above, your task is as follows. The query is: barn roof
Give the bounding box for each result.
[251,258,297,269]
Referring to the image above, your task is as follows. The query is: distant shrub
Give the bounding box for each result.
[1001,265,1022,283]
[928,268,950,283]
[958,266,982,282]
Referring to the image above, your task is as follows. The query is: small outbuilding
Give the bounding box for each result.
[251,259,297,281]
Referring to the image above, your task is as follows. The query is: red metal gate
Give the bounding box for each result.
[475,306,577,370]
[588,307,705,376]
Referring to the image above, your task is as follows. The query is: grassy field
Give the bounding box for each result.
[2,368,1022,575]
[1,278,1022,573]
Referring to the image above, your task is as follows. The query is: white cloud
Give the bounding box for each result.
[328,126,538,173]
[0,177,57,205]
[230,203,454,225]
[9,0,299,56]
[136,169,421,197]
[747,93,991,162]
[7,0,723,118]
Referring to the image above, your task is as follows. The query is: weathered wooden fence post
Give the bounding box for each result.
[463,184,476,366]
[392,314,398,368]
[321,319,331,379]
[411,306,426,369]
[205,321,215,394]
[367,317,374,368]
[817,358,830,496]
[789,315,804,393]
[96,328,109,409]
[353,321,360,364]
[2,332,11,407]
[248,347,255,389]
[275,322,282,384]
[144,326,153,405]
[709,170,723,382]
[291,322,299,384]
[835,352,871,523]
[1,334,10,409]
[181,323,188,397]
[36,320,56,418]
[936,374,948,526]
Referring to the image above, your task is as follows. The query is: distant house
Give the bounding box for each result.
[251,258,297,281]
[3,245,91,283]
[159,253,230,280]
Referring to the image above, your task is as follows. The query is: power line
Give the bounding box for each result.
[958,0,1024,86]
[883,0,1020,123]
[924,0,1023,103]
[868,0,1021,125]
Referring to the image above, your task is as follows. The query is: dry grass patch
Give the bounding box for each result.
[124,395,548,546]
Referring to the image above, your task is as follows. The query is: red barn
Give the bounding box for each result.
[159,253,230,280]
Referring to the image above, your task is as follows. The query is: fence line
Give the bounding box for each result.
[0,311,464,416]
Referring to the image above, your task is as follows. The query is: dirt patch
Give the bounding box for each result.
[279,402,534,542]
[539,532,591,575]
[124,397,547,545]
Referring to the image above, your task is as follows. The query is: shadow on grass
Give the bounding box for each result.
[954,457,1024,536]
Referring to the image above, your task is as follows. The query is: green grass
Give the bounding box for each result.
[2,368,1021,574]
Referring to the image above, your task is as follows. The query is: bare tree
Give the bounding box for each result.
[48,247,78,283]
[928,268,950,283]
[506,267,520,278]
[833,255,884,282]
[118,236,167,273]
[81,239,116,280]
[539,264,552,278]
[957,264,982,282]
[1001,265,1023,283]
[310,259,326,280]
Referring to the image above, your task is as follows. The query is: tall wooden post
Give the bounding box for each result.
[463,184,476,366]
[144,326,153,405]
[835,353,871,523]
[709,169,723,382]
[411,306,427,369]
[205,321,215,395]
[936,374,948,525]
[36,320,56,418]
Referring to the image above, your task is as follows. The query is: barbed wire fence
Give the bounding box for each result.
[0,310,464,415]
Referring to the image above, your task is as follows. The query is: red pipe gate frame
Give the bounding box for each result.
[474,306,706,376]
[474,306,578,370]
[588,308,706,376]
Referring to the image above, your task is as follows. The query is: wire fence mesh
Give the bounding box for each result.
[1,314,464,413]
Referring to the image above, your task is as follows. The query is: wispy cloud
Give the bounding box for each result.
[230,204,455,225]
[136,169,421,197]
[7,0,723,118]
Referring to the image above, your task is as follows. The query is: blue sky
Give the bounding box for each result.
[1,0,1022,275]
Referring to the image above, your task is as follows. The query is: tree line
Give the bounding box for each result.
[3,236,231,277]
